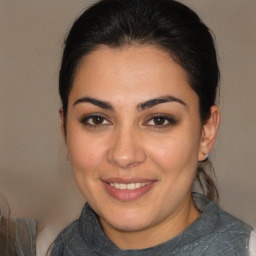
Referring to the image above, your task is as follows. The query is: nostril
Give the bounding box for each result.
[107,151,147,169]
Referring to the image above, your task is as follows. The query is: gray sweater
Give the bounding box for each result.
[51,193,252,255]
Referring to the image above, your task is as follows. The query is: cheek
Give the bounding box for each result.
[67,129,107,177]
[146,129,200,175]
[67,131,109,202]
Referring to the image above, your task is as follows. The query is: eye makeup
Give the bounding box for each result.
[79,113,112,129]
[143,113,179,129]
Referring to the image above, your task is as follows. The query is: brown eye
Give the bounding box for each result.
[145,115,177,128]
[91,116,105,125]
[152,117,167,125]
[80,114,111,127]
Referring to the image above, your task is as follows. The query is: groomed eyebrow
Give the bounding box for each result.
[138,95,186,111]
[73,95,186,111]
[73,97,114,111]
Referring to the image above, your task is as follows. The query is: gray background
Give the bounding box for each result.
[0,0,255,250]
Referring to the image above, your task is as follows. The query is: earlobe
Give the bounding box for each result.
[198,105,220,161]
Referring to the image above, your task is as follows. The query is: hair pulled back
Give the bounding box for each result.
[59,0,220,200]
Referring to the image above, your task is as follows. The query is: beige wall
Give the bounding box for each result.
[0,0,255,238]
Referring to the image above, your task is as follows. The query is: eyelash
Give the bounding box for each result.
[79,114,111,128]
[79,114,177,129]
[144,114,177,129]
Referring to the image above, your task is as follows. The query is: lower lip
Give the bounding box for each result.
[102,181,156,201]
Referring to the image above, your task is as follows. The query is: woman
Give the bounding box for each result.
[51,0,255,255]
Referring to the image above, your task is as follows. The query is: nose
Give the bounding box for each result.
[107,127,146,169]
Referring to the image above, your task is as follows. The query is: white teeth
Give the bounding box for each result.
[135,183,141,189]
[127,183,136,190]
[109,182,151,190]
[119,183,127,189]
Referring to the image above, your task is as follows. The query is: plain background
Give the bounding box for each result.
[1,0,256,246]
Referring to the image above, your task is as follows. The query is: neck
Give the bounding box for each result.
[100,193,200,250]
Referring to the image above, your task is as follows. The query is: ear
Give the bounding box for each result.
[198,105,220,161]
[59,108,66,143]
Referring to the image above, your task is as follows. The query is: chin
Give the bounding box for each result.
[100,206,157,232]
[107,218,152,232]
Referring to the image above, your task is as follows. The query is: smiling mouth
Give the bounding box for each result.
[102,180,156,201]
[109,182,152,190]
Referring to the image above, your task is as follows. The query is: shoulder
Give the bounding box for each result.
[191,194,252,255]
[50,219,85,256]
[216,207,252,234]
[202,203,252,255]
[193,193,252,237]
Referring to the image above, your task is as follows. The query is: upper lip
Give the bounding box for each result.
[101,177,156,184]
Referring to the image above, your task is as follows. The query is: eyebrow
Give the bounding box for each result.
[138,95,186,111]
[73,95,186,111]
[73,97,114,111]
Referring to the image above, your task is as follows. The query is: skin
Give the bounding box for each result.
[60,45,220,249]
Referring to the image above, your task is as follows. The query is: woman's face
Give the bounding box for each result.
[62,45,215,238]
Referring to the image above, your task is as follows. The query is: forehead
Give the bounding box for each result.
[70,45,197,106]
